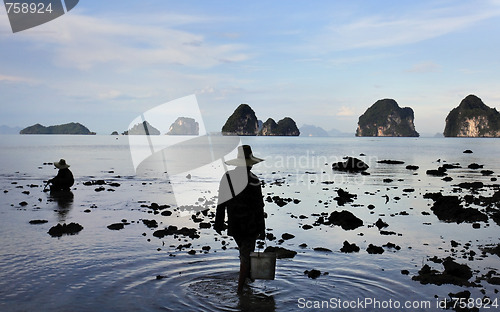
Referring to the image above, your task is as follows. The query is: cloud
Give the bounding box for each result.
[5,12,251,70]
[314,4,500,52]
[336,106,355,117]
[0,74,36,83]
[405,61,441,73]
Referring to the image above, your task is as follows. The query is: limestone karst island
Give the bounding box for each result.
[20,122,95,135]
[356,99,419,137]
[443,94,500,137]
[222,104,300,136]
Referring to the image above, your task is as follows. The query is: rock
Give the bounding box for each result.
[166,117,199,135]
[340,241,360,253]
[264,246,297,259]
[366,244,384,254]
[463,149,473,153]
[107,223,125,230]
[221,104,259,136]
[406,165,419,170]
[444,94,500,137]
[153,226,199,240]
[331,157,369,172]
[20,122,94,135]
[426,167,448,176]
[281,233,295,240]
[127,121,160,135]
[375,218,388,229]
[313,247,332,252]
[259,117,300,136]
[142,219,158,228]
[48,222,83,236]
[29,219,48,224]
[304,269,322,279]
[378,160,405,164]
[327,210,363,230]
[334,188,357,206]
[430,195,488,223]
[356,99,419,137]
[468,163,484,169]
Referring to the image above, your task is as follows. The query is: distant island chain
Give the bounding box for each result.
[17,94,500,137]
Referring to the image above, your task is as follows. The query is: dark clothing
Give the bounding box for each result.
[214,166,265,240]
[50,168,74,191]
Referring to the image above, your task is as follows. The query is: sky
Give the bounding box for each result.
[1,0,500,135]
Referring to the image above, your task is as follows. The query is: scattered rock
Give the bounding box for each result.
[326,210,363,230]
[264,246,297,259]
[48,223,83,237]
[331,157,369,172]
[29,219,48,224]
[366,244,384,254]
[378,160,405,165]
[340,241,360,253]
[281,233,295,240]
[107,223,125,230]
[313,247,332,252]
[304,269,322,279]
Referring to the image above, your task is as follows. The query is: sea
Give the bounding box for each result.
[0,135,499,312]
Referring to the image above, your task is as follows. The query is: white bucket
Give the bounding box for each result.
[250,251,276,280]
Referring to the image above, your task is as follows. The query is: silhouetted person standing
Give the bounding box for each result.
[49,159,74,192]
[214,145,265,294]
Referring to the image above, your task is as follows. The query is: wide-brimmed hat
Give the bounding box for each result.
[54,159,70,169]
[225,145,264,167]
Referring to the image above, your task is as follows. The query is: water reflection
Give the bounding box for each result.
[48,190,74,221]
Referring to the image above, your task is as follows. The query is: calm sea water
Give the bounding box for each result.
[0,135,499,311]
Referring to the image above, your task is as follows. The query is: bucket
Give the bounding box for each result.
[250,251,276,280]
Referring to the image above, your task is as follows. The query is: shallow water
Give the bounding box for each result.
[0,135,499,311]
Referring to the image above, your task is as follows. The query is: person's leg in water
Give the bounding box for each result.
[235,236,256,294]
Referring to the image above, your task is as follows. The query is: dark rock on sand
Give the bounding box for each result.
[107,223,125,230]
[340,241,360,253]
[378,160,405,165]
[153,226,199,239]
[334,188,357,206]
[48,222,83,237]
[313,247,332,252]
[412,257,475,286]
[142,219,159,228]
[331,157,369,172]
[29,219,48,224]
[468,163,484,169]
[304,269,322,279]
[366,244,384,254]
[375,218,388,229]
[264,246,297,259]
[426,167,448,177]
[406,165,419,170]
[463,149,473,153]
[281,233,295,240]
[430,195,488,223]
[327,210,363,230]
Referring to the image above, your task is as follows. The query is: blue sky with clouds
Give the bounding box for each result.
[1,0,500,135]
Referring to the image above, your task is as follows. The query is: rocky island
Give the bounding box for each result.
[166,117,199,135]
[221,104,259,136]
[126,121,160,135]
[259,117,300,136]
[443,94,500,137]
[356,99,419,137]
[20,122,95,135]
[222,104,299,136]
